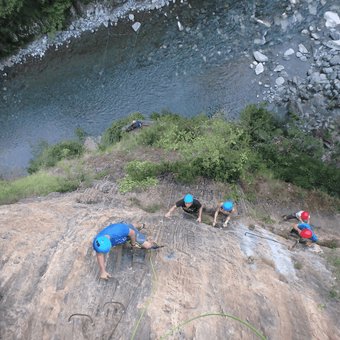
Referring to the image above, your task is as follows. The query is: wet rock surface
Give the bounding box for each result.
[1,177,339,339]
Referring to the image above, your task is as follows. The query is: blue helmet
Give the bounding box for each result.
[93,236,111,253]
[184,194,194,204]
[222,201,233,211]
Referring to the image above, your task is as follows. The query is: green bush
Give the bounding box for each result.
[117,160,164,193]
[240,105,340,196]
[28,140,84,174]
[118,175,158,193]
[135,114,255,183]
[125,160,161,181]
[100,112,144,148]
[0,0,76,57]
[0,172,79,205]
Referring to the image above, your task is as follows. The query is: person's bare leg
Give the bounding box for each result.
[96,253,112,280]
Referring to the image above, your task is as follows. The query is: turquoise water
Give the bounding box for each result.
[0,0,324,177]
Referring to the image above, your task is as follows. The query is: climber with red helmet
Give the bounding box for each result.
[291,222,318,247]
[165,194,203,223]
[93,222,157,280]
[282,210,310,224]
[213,200,237,228]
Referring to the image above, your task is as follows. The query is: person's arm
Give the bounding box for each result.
[292,223,301,235]
[197,205,203,223]
[96,253,112,280]
[165,205,177,218]
[224,215,231,225]
[128,229,137,246]
[213,205,221,226]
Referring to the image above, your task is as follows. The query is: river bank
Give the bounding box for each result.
[0,0,339,178]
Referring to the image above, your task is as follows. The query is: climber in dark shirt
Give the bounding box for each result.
[165,194,203,223]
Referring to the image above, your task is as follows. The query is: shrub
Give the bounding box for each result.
[117,160,164,193]
[125,160,161,181]
[118,175,158,193]
[100,112,144,148]
[0,172,79,205]
[28,140,84,174]
[240,104,340,197]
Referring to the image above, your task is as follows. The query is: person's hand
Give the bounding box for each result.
[212,222,216,227]
[196,217,201,223]
[100,271,112,280]
[165,212,171,218]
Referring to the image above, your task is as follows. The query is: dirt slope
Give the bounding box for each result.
[0,178,339,340]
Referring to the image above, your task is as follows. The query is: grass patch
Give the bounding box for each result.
[28,140,84,174]
[118,175,158,193]
[294,261,303,270]
[329,289,338,299]
[0,172,79,205]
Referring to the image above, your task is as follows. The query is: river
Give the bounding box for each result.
[0,0,334,178]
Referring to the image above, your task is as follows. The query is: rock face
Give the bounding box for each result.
[0,179,339,339]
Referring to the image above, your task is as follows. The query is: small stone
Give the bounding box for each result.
[131,22,141,32]
[276,77,285,86]
[255,63,264,75]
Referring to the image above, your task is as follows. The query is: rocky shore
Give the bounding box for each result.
[0,0,174,71]
[249,8,340,160]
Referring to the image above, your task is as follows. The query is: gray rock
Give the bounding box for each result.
[255,63,264,75]
[131,22,141,32]
[276,77,285,86]
[330,31,340,40]
[177,21,184,31]
[323,67,334,74]
[324,11,340,28]
[254,37,266,45]
[284,48,295,57]
[311,32,320,40]
[274,65,285,72]
[253,51,269,62]
[298,43,309,54]
[323,40,340,50]
[329,55,340,66]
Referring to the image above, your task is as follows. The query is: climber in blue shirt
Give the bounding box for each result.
[93,222,156,280]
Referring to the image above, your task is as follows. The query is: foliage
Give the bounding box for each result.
[0,0,24,17]
[294,261,303,270]
[75,127,87,143]
[135,113,255,183]
[0,0,76,57]
[118,175,158,193]
[240,105,340,196]
[125,160,162,181]
[100,112,144,148]
[28,140,84,173]
[0,172,79,205]
[118,160,163,193]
